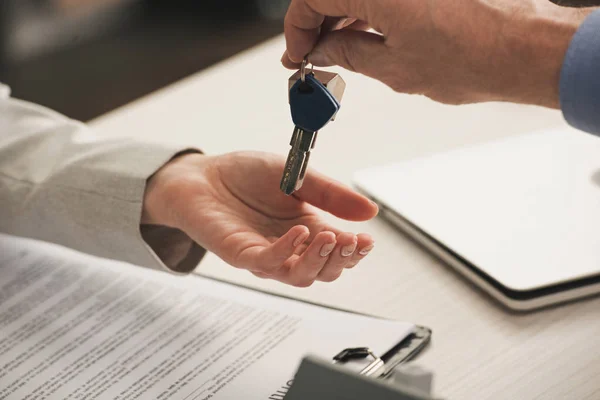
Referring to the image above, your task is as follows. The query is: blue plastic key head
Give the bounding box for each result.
[289,74,340,132]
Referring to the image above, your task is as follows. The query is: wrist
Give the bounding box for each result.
[495,4,590,108]
[142,151,206,228]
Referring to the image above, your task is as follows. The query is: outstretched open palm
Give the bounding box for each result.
[144,151,378,286]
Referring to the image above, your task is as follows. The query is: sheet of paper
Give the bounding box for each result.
[0,235,415,400]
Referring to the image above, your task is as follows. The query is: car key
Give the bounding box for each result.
[280,60,346,195]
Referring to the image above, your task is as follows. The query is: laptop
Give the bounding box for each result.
[353,128,600,311]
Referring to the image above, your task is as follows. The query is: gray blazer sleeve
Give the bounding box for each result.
[0,83,205,273]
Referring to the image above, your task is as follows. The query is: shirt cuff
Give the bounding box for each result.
[139,149,207,274]
[131,145,206,274]
[140,224,206,274]
[559,9,600,135]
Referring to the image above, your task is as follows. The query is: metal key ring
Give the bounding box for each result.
[300,56,314,83]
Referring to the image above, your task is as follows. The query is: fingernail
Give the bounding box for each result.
[280,52,288,64]
[320,242,336,257]
[341,242,357,257]
[309,49,331,66]
[293,231,310,247]
[359,245,374,256]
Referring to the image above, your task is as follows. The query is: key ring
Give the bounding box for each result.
[300,56,314,83]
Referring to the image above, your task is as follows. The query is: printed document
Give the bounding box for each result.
[0,235,414,400]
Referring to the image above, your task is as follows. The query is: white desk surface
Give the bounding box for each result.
[89,36,600,399]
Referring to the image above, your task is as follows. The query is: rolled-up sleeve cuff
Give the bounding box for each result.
[71,142,206,274]
[126,145,207,274]
[560,9,600,135]
[138,148,206,274]
[140,224,206,274]
[35,139,205,275]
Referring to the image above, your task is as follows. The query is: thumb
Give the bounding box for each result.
[308,30,386,76]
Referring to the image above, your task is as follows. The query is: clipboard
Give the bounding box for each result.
[284,326,436,400]
[198,274,435,399]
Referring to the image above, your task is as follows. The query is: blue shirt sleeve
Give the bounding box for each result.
[560,9,600,136]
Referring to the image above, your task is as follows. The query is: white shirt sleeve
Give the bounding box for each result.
[0,83,205,273]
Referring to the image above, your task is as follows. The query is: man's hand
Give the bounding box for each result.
[142,152,378,287]
[283,0,591,108]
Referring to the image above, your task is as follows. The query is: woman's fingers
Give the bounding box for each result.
[317,232,357,282]
[249,231,375,286]
[255,231,336,287]
[235,225,309,273]
[346,232,374,269]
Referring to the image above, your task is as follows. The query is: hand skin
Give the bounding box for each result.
[142,152,378,287]
[282,0,595,108]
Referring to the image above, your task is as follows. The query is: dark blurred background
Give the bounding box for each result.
[0,0,289,121]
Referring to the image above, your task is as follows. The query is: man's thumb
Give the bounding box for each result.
[308,30,386,75]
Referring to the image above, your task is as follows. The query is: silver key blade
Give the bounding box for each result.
[280,149,308,195]
[280,127,316,195]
